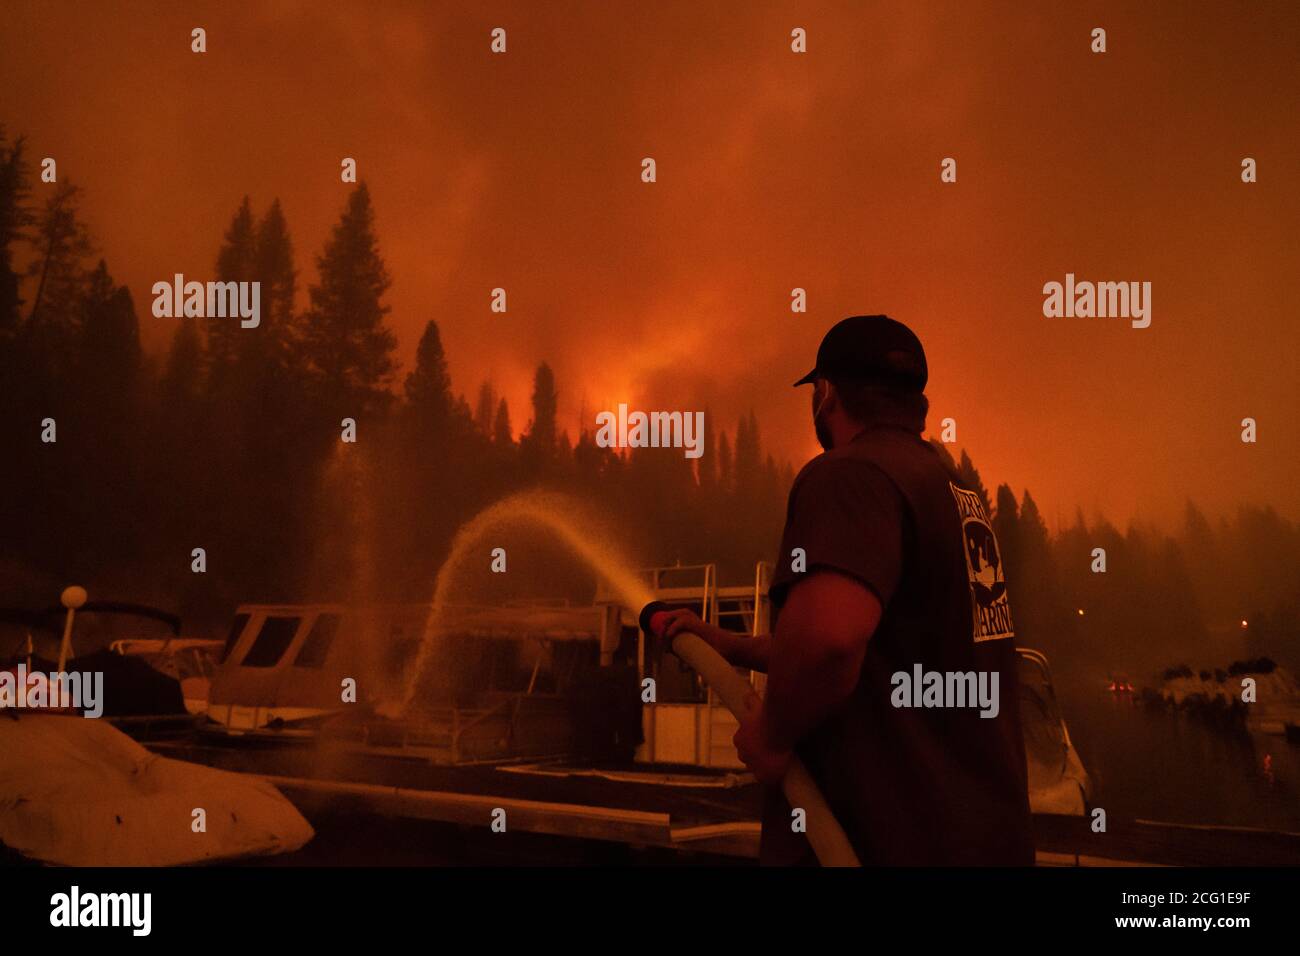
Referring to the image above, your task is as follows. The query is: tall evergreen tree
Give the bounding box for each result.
[161,317,204,407]
[57,260,144,562]
[0,131,35,530]
[474,381,497,436]
[717,429,733,493]
[1014,489,1070,649]
[493,397,513,447]
[207,196,257,374]
[697,406,718,491]
[993,484,1022,579]
[928,438,959,475]
[956,450,993,517]
[300,183,396,415]
[404,319,453,427]
[1180,501,1225,622]
[733,411,762,492]
[204,197,309,604]
[77,260,141,395]
[0,129,31,337]
[522,361,558,454]
[25,181,92,330]
[253,198,296,361]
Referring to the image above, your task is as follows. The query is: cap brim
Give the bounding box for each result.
[792,368,817,387]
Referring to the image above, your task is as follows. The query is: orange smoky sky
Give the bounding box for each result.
[3,0,1297,528]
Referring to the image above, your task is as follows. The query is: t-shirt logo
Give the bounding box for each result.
[948,482,1015,642]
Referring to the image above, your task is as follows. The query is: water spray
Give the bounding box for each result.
[639,601,861,867]
[398,491,660,714]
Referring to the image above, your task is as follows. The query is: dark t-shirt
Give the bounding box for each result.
[762,425,1034,866]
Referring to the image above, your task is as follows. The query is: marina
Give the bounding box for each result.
[8,555,1292,867]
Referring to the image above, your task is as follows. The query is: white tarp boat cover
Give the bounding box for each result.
[0,714,313,865]
[1018,651,1090,815]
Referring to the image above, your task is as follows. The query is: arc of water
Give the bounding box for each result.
[398,492,653,714]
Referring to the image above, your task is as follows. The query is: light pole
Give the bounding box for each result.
[55,585,87,672]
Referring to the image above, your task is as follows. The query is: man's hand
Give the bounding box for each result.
[655,606,773,672]
[733,693,793,785]
[656,607,725,649]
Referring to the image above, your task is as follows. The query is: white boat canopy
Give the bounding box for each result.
[0,714,313,865]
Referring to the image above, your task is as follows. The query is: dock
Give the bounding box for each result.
[146,737,1300,866]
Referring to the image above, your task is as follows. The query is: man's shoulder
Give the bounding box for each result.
[792,430,934,492]
[789,448,879,497]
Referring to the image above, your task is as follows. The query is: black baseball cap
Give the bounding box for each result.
[793,314,928,391]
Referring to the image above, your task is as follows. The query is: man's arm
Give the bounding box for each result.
[759,569,882,752]
[659,610,773,672]
[704,630,772,673]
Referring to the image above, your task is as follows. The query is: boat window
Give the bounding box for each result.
[222,613,250,662]
[294,613,341,668]
[241,616,301,668]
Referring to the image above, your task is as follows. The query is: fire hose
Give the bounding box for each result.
[639,602,861,867]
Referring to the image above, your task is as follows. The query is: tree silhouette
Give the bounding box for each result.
[956,450,993,517]
[474,380,497,437]
[0,131,1286,684]
[0,128,31,336]
[717,428,733,493]
[404,319,454,429]
[160,317,204,411]
[493,397,513,448]
[76,260,140,401]
[208,196,257,376]
[300,182,397,417]
[524,362,558,450]
[26,181,92,326]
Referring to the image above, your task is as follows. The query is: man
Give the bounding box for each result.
[658,315,1034,865]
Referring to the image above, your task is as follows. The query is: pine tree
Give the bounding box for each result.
[253,198,296,362]
[161,317,205,406]
[1019,490,1049,553]
[205,197,310,604]
[1015,489,1055,644]
[208,196,257,374]
[60,260,144,559]
[993,484,1022,589]
[154,315,209,582]
[300,183,396,415]
[474,381,497,436]
[1180,501,1224,623]
[956,450,994,517]
[0,128,31,337]
[717,429,733,493]
[928,438,958,473]
[493,397,513,447]
[26,181,92,330]
[697,406,718,491]
[522,361,558,454]
[733,411,762,492]
[404,319,453,427]
[77,260,140,396]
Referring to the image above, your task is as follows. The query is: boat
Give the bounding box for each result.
[0,595,312,865]
[142,562,1098,862]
